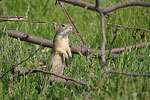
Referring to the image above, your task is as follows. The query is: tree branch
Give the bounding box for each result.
[110,42,150,53]
[58,0,98,11]
[50,77,86,85]
[0,47,40,80]
[100,12,108,72]
[96,0,100,8]
[6,29,150,58]
[18,69,88,86]
[107,23,150,32]
[103,1,150,14]
[85,10,109,100]
[109,70,150,77]
[58,0,150,14]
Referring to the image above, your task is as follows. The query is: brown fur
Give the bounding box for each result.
[49,24,72,75]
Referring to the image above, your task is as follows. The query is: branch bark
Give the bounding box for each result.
[110,42,150,53]
[96,0,100,8]
[103,1,150,14]
[58,0,98,11]
[85,9,109,99]
[58,0,150,14]
[18,69,88,86]
[6,29,150,58]
[109,70,150,77]
[107,23,150,32]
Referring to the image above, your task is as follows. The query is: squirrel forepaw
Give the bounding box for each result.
[64,53,68,59]
[69,53,72,58]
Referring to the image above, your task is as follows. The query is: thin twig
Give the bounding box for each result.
[103,1,150,14]
[0,17,26,19]
[106,28,118,64]
[42,0,51,15]
[58,1,88,48]
[109,42,150,53]
[96,0,100,8]
[109,70,150,77]
[85,10,109,99]
[50,77,86,85]
[0,46,41,80]
[0,18,55,24]
[18,69,88,86]
[58,0,150,14]
[107,23,150,32]
[58,1,83,47]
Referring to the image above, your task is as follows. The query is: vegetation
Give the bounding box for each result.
[0,0,150,99]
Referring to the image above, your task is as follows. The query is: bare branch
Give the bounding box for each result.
[42,0,51,15]
[58,0,150,14]
[106,28,118,63]
[85,11,109,99]
[58,0,98,11]
[85,68,150,99]
[0,18,55,24]
[109,70,150,77]
[7,29,53,48]
[100,12,108,72]
[50,77,86,85]
[104,1,150,14]
[0,16,25,19]
[110,42,150,53]
[108,54,144,60]
[6,29,150,58]
[18,69,88,86]
[107,23,150,32]
[96,0,100,8]
[0,47,40,80]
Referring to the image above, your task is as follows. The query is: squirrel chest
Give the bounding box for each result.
[53,34,69,53]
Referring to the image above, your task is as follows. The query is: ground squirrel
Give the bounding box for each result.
[49,23,72,75]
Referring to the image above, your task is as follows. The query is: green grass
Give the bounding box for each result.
[0,0,150,100]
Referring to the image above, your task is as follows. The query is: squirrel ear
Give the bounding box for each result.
[52,22,57,30]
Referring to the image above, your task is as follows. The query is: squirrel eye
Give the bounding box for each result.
[61,24,65,27]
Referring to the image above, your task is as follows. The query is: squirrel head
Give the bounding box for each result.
[55,23,72,35]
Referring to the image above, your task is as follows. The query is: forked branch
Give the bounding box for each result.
[58,0,150,14]
[104,1,150,14]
